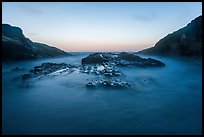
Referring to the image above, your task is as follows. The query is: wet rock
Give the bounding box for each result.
[81,53,109,64]
[80,64,121,76]
[118,52,143,62]
[81,53,119,64]
[86,79,133,88]
[86,81,96,87]
[146,58,165,67]
[11,67,25,71]
[21,73,32,80]
[135,76,155,86]
[103,68,121,76]
[31,62,72,75]
[81,52,165,67]
[16,62,75,80]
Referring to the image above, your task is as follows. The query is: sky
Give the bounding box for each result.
[2,2,202,52]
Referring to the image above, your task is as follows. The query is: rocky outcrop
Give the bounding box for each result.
[15,62,75,80]
[86,79,133,88]
[80,63,121,76]
[81,52,165,67]
[2,24,71,62]
[81,52,119,64]
[30,62,72,75]
[138,15,202,57]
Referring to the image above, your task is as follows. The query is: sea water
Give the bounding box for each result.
[2,53,202,135]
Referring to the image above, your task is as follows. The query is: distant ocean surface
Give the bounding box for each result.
[2,52,202,135]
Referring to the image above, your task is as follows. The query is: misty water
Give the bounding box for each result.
[2,52,202,135]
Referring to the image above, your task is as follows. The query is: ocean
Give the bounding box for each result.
[2,52,202,135]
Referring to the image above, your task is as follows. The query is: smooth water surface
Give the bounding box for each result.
[2,53,202,135]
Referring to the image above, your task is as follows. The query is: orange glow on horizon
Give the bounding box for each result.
[39,41,153,52]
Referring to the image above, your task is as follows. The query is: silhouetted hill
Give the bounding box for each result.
[138,15,202,57]
[2,24,70,61]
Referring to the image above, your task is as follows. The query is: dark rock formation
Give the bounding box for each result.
[118,52,142,62]
[138,15,202,57]
[30,62,72,75]
[2,24,71,62]
[15,62,75,80]
[81,52,165,67]
[86,79,133,88]
[80,63,121,76]
[81,52,115,64]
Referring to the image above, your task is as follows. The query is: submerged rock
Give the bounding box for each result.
[21,73,32,80]
[86,79,133,88]
[145,58,165,67]
[11,67,26,71]
[81,52,165,67]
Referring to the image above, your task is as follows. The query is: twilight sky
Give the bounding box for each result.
[2,2,202,52]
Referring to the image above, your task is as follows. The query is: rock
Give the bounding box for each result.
[80,64,121,76]
[2,24,71,62]
[146,58,165,66]
[118,52,143,62]
[11,67,25,71]
[86,79,133,88]
[135,76,155,86]
[82,52,165,67]
[86,81,96,87]
[21,74,32,80]
[138,15,202,57]
[31,62,72,75]
[81,53,110,64]
[103,68,121,76]
[81,52,121,65]
[16,62,75,80]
